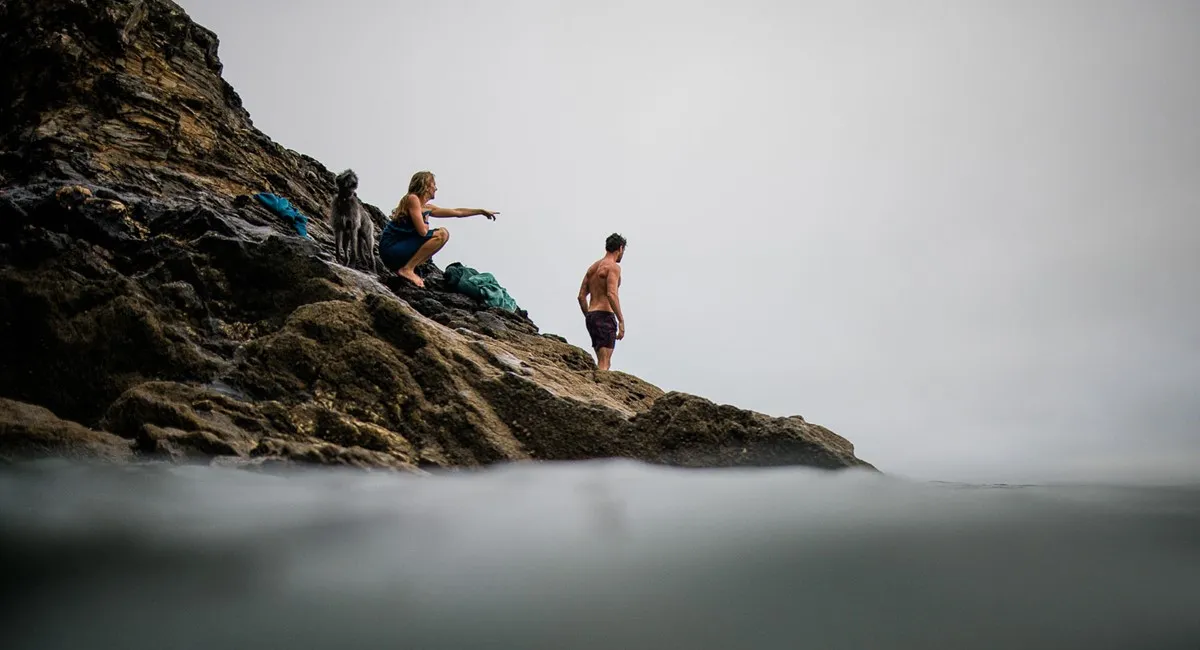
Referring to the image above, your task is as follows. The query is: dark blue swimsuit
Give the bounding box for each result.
[379,209,440,271]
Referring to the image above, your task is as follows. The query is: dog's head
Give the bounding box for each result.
[336,169,359,194]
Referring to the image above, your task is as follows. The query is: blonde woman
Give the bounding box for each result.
[379,171,499,287]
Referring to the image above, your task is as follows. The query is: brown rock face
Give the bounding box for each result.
[0,0,875,471]
[0,398,133,463]
[0,0,333,213]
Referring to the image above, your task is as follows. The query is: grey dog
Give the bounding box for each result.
[331,169,377,272]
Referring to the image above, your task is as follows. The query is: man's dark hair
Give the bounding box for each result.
[605,233,627,253]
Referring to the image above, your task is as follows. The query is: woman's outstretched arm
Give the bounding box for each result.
[426,204,499,220]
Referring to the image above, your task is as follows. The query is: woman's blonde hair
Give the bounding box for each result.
[408,171,435,196]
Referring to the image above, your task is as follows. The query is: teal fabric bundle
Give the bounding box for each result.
[253,192,311,239]
[443,262,519,312]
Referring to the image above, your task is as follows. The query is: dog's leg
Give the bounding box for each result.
[359,222,377,273]
[371,225,379,273]
[346,221,359,267]
[354,227,365,271]
[334,226,345,265]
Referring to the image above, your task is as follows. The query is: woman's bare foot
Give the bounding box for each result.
[396,268,425,288]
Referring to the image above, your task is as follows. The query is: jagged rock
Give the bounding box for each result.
[103,381,272,458]
[0,398,133,463]
[0,0,875,471]
[631,393,863,469]
[248,438,421,472]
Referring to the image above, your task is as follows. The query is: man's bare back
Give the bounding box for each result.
[578,234,627,371]
[582,259,621,314]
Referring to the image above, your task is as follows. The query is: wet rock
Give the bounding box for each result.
[249,438,421,472]
[0,254,222,423]
[136,424,241,461]
[103,381,268,457]
[0,398,133,463]
[631,393,870,469]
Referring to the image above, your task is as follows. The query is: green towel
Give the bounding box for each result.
[444,262,519,312]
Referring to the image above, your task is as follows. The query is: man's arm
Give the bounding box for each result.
[577,273,590,315]
[605,266,625,339]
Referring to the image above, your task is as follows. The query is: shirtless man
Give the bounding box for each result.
[578,233,627,371]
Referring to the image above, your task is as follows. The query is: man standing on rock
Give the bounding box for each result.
[578,233,627,371]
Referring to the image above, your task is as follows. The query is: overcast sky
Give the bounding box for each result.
[175,0,1199,483]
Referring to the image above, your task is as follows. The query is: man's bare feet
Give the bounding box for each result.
[396,268,425,288]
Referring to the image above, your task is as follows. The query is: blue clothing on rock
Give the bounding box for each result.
[253,192,311,239]
[380,209,439,271]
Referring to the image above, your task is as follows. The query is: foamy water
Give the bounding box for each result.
[3,461,1197,649]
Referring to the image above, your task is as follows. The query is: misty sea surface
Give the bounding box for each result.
[2,460,1198,650]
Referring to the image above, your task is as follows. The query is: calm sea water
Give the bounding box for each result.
[3,460,1197,649]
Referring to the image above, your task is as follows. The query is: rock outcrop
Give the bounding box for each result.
[0,0,874,471]
[0,397,133,463]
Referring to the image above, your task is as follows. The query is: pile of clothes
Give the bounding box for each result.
[443,262,519,312]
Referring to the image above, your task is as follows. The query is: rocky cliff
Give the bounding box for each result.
[0,0,873,472]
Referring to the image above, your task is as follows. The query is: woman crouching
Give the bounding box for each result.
[380,170,499,288]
